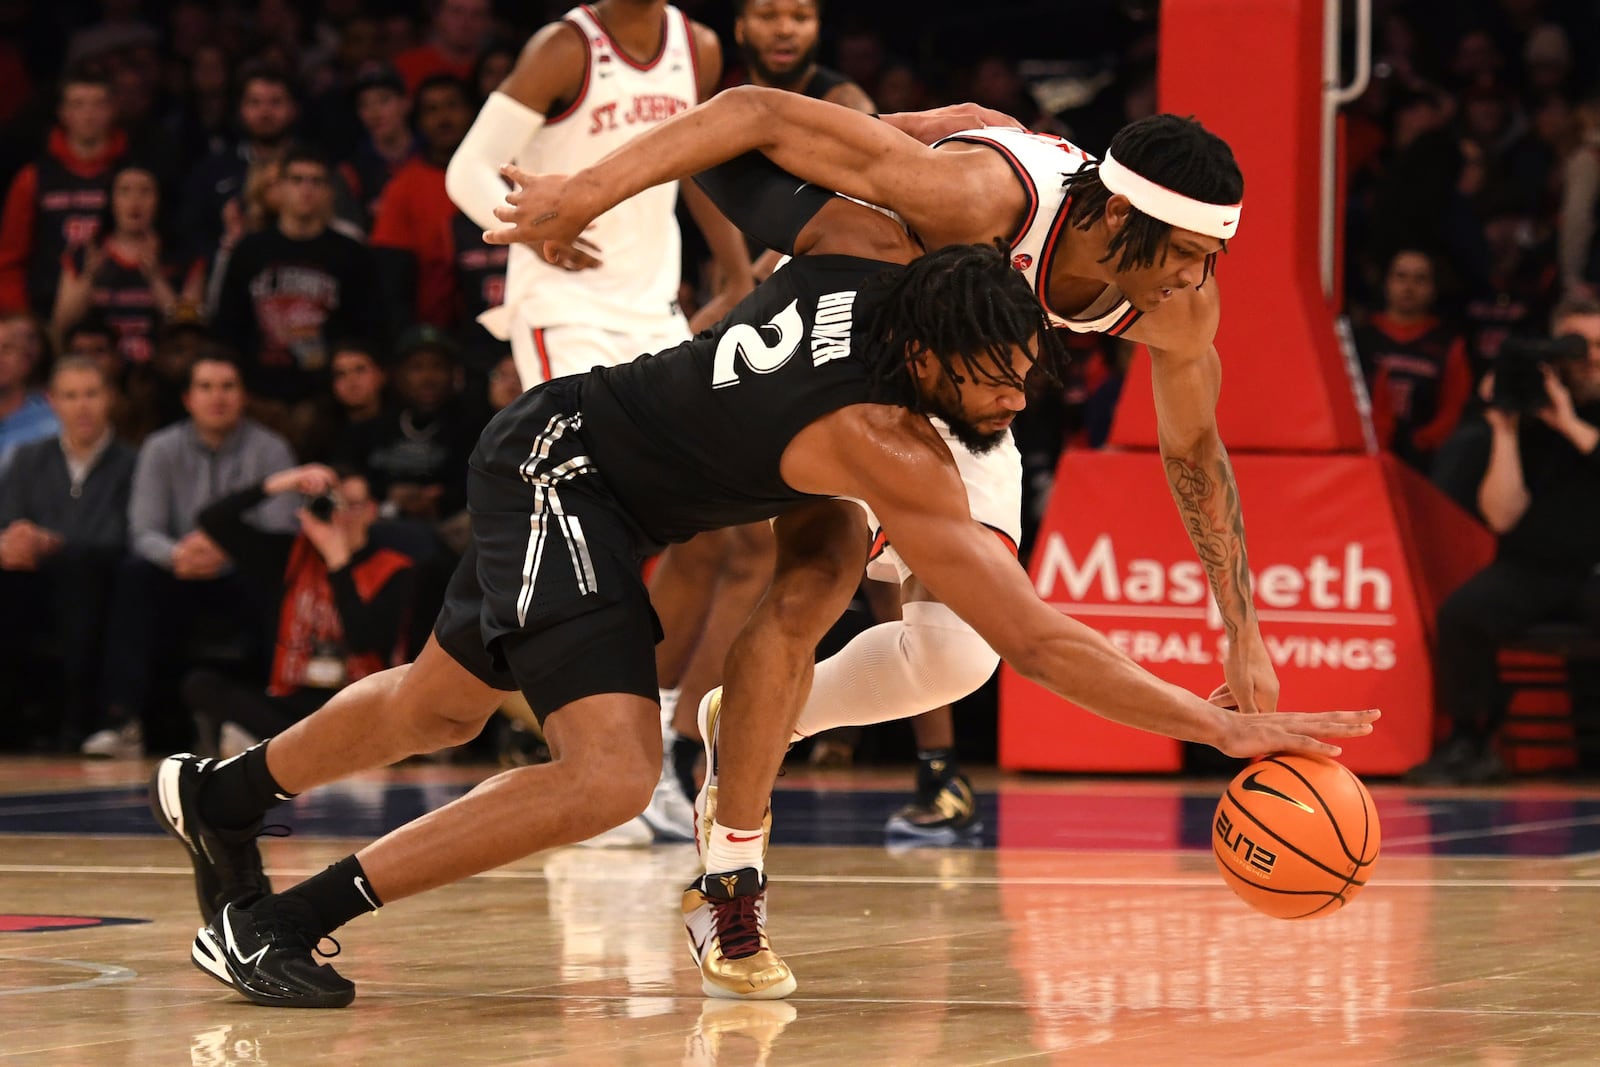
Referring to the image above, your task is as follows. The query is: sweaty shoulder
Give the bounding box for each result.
[501,20,588,113]
[1123,273,1223,356]
[782,401,954,502]
[922,131,1041,247]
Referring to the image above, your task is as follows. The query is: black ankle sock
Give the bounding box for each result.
[671,734,701,799]
[199,742,297,829]
[916,748,958,793]
[275,855,382,938]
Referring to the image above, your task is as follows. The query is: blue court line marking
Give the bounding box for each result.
[7,785,1600,857]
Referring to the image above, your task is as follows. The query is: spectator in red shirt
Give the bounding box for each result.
[370,75,474,332]
[392,0,493,94]
[0,67,127,318]
[1355,248,1474,472]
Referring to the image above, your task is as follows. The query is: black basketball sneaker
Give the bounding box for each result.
[192,897,355,1009]
[150,753,275,921]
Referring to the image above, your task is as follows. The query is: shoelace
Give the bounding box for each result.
[254,900,343,961]
[215,823,290,892]
[711,893,762,960]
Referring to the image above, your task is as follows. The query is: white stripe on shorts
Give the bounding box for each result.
[515,413,599,626]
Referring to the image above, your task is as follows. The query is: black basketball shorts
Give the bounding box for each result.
[433,377,662,720]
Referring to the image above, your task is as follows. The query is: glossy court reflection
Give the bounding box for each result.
[3,760,1600,1065]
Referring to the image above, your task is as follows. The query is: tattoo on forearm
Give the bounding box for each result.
[1164,451,1253,641]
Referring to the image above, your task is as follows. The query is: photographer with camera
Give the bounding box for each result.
[1408,298,1600,784]
[182,463,415,756]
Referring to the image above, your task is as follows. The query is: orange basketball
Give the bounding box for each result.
[1212,753,1380,919]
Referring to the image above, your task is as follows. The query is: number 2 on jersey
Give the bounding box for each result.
[712,300,804,388]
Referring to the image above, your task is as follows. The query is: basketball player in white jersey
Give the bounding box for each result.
[487,103,1277,998]
[621,0,985,846]
[446,0,761,844]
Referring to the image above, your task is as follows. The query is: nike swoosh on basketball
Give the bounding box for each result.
[224,908,269,967]
[1240,771,1315,814]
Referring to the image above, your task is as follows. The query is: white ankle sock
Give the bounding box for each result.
[705,820,765,877]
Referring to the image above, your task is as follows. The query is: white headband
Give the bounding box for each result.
[1097,152,1241,240]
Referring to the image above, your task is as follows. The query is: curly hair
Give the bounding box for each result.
[861,240,1066,402]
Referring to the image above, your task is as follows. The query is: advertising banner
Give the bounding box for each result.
[1000,451,1488,776]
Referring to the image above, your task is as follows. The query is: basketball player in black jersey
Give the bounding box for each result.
[488,97,1294,995]
[151,182,1376,1008]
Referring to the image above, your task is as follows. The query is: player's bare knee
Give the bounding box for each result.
[395,687,492,749]
[760,578,848,643]
[570,744,656,822]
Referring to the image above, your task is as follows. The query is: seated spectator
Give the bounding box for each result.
[370,74,473,331]
[183,463,413,755]
[205,156,285,318]
[326,339,394,468]
[213,145,385,457]
[1355,248,1473,472]
[52,163,204,366]
[1463,210,1558,380]
[116,315,206,445]
[358,326,474,524]
[179,66,298,270]
[164,42,233,175]
[341,67,416,223]
[392,0,492,94]
[486,351,519,414]
[60,313,119,379]
[0,66,127,319]
[83,350,296,759]
[1407,298,1600,785]
[0,357,134,749]
[0,312,58,474]
[472,41,517,105]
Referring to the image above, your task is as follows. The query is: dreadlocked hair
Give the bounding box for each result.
[862,240,1067,403]
[1061,114,1244,283]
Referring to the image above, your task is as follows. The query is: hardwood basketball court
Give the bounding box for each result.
[3,758,1599,1065]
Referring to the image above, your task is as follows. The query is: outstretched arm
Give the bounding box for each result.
[483,85,1015,250]
[784,408,1374,756]
[1132,281,1278,715]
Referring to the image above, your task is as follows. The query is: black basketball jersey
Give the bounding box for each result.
[577,254,905,546]
[30,155,113,316]
[801,65,854,102]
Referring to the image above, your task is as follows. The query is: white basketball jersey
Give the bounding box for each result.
[503,4,699,334]
[934,127,1144,337]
